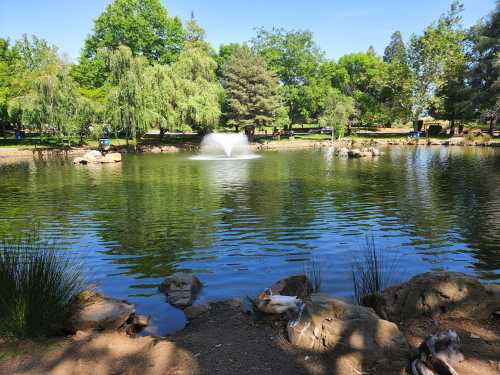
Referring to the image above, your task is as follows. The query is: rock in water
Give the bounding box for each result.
[101,152,122,163]
[287,294,408,358]
[363,271,500,322]
[73,294,135,331]
[159,272,203,308]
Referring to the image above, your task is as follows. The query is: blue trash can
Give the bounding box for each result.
[15,130,22,140]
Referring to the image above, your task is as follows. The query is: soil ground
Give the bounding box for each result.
[1,301,498,375]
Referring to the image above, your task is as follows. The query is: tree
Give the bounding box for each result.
[74,0,185,88]
[408,1,467,127]
[252,28,324,125]
[318,90,356,139]
[383,31,406,63]
[104,45,150,146]
[222,46,281,133]
[469,1,499,135]
[382,31,413,125]
[216,43,242,77]
[338,52,388,125]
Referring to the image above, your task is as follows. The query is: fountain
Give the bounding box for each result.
[191,133,260,160]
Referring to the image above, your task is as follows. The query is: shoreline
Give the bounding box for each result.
[1,136,499,160]
[1,272,498,374]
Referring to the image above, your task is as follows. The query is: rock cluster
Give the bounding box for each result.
[345,146,382,158]
[159,272,203,308]
[73,150,122,164]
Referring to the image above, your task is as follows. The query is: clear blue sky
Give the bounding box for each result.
[0,0,496,62]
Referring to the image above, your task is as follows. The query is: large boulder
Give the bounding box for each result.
[287,294,408,360]
[363,271,500,322]
[159,272,203,308]
[73,293,136,331]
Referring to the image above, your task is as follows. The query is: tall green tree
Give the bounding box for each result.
[104,45,150,146]
[222,46,281,132]
[252,28,324,125]
[338,51,388,125]
[73,0,185,88]
[382,31,413,125]
[469,1,499,135]
[167,19,222,134]
[408,1,467,127]
[318,89,356,139]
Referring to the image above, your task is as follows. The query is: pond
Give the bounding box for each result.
[0,146,499,335]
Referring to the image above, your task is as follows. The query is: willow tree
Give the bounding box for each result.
[143,64,179,138]
[222,46,280,132]
[104,45,150,146]
[169,19,222,134]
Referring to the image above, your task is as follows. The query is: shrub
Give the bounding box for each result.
[351,235,398,304]
[0,236,84,339]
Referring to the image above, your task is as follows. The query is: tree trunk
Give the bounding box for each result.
[449,119,455,136]
[489,114,497,136]
[159,127,165,141]
[458,121,464,135]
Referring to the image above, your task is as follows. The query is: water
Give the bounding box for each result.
[0,146,499,335]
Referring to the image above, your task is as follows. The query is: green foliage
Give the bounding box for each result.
[318,90,356,138]
[104,45,150,143]
[252,28,324,124]
[468,2,499,134]
[75,0,185,87]
[0,236,84,338]
[408,1,467,120]
[222,46,281,130]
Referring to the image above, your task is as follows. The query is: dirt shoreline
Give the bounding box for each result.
[1,137,499,160]
[1,299,498,375]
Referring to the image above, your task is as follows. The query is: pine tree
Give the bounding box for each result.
[222,47,280,132]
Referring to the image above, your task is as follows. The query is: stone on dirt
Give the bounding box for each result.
[363,271,500,322]
[287,294,408,359]
[72,293,136,331]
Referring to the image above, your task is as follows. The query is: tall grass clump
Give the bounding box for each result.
[304,259,322,294]
[351,235,398,305]
[0,236,84,339]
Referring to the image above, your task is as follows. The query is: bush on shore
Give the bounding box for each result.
[0,236,84,339]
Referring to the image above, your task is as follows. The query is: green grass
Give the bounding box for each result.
[0,235,84,339]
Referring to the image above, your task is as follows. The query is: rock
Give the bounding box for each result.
[338,147,349,157]
[125,314,150,334]
[82,150,103,163]
[348,148,362,158]
[364,271,500,322]
[150,146,162,154]
[368,147,381,156]
[184,304,210,319]
[101,152,122,163]
[159,272,203,308]
[73,294,135,331]
[73,157,87,165]
[287,294,408,360]
[226,298,245,310]
[267,275,312,299]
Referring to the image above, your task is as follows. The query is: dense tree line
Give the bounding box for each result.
[0,0,498,143]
